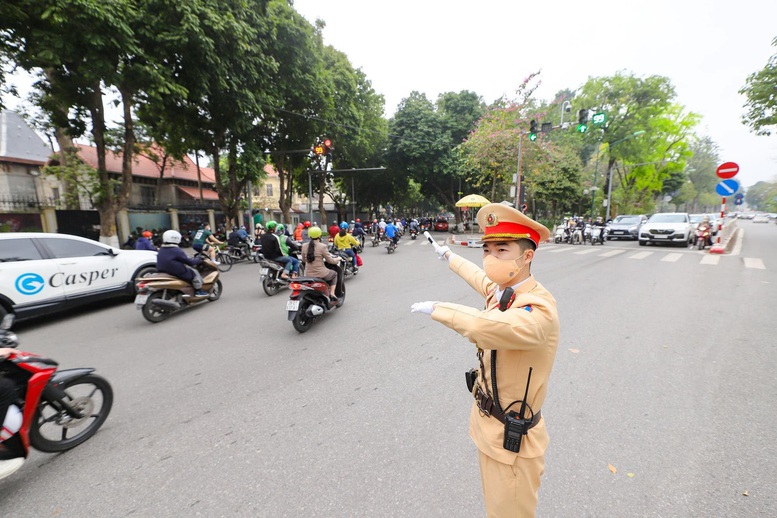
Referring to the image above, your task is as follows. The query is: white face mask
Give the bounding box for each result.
[483,253,528,286]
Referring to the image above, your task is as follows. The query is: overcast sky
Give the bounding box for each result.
[293,0,777,188]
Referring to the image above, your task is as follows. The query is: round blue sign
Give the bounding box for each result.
[15,273,45,296]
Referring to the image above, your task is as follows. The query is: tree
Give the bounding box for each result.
[740,37,777,136]
[574,72,699,216]
[744,180,777,211]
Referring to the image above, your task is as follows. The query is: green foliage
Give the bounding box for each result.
[744,180,777,211]
[740,37,777,136]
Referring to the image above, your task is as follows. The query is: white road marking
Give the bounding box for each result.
[404,240,415,245]
[629,252,653,260]
[744,258,765,269]
[574,248,600,255]
[547,247,574,253]
[420,241,429,245]
[700,255,720,265]
[661,253,682,262]
[599,249,625,258]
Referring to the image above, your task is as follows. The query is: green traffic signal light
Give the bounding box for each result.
[577,124,588,133]
[529,133,538,141]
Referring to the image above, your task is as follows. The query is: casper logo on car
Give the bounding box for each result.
[15,273,46,296]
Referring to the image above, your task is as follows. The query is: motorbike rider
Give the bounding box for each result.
[409,218,420,233]
[276,224,301,277]
[301,220,312,243]
[384,219,399,246]
[157,230,208,296]
[0,354,25,479]
[301,226,342,303]
[592,216,607,241]
[328,222,340,240]
[260,221,293,280]
[334,222,360,271]
[294,223,303,241]
[698,215,713,246]
[192,223,222,264]
[228,226,251,258]
[134,230,157,251]
[352,218,366,245]
[254,223,264,241]
[575,217,587,242]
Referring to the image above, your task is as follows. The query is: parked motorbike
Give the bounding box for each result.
[0,314,113,477]
[287,262,346,333]
[135,260,222,322]
[590,226,606,245]
[258,250,305,296]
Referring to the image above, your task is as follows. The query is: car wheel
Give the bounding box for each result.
[639,240,646,246]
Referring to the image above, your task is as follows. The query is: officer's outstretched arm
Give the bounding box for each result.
[447,254,494,299]
[431,299,554,351]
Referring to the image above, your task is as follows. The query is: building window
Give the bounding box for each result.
[52,187,60,203]
[266,184,273,197]
[141,186,155,206]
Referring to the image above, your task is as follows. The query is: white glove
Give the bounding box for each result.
[411,301,438,315]
[424,231,452,261]
[434,244,452,261]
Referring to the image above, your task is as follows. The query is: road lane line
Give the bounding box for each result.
[547,247,574,253]
[629,252,653,259]
[574,248,600,255]
[404,240,415,245]
[743,258,765,269]
[700,255,720,265]
[599,250,625,258]
[661,253,682,262]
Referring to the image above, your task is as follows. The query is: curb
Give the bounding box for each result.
[709,225,740,255]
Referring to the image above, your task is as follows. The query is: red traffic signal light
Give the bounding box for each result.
[323,138,332,148]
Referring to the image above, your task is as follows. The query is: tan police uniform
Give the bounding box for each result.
[430,204,559,518]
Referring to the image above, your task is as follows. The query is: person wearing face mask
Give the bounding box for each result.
[411,202,559,518]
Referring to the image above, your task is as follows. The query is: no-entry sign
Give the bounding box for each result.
[716,162,739,179]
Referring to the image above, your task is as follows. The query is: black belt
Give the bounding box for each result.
[475,385,542,427]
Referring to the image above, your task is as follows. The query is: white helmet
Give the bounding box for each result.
[163,230,182,245]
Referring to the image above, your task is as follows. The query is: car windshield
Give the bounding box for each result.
[614,216,639,224]
[689,215,703,223]
[649,214,687,223]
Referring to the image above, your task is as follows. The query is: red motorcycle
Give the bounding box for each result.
[0,315,113,478]
[695,227,711,250]
[286,262,346,333]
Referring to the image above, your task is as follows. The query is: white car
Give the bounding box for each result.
[752,214,769,223]
[639,213,695,247]
[0,233,157,321]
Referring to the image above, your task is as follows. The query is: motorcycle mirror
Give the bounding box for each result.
[1,313,15,330]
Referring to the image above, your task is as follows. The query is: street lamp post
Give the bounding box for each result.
[604,130,646,219]
[559,101,572,127]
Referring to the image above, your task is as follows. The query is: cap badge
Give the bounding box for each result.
[485,213,499,227]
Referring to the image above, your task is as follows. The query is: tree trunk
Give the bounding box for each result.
[87,81,119,246]
[118,86,135,210]
[54,127,80,210]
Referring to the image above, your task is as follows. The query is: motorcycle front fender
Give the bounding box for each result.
[42,368,96,404]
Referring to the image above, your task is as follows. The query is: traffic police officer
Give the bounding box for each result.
[412,203,559,517]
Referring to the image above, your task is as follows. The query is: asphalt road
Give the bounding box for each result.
[1,222,775,517]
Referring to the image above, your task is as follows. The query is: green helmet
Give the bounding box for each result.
[276,224,285,233]
[265,220,277,230]
[308,226,322,239]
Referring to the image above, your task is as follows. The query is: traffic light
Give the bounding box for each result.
[529,120,538,141]
[322,137,333,171]
[577,109,588,133]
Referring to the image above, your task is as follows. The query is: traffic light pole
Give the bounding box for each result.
[513,132,525,210]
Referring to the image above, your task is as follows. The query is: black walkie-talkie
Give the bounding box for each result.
[499,287,515,312]
[503,367,533,453]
